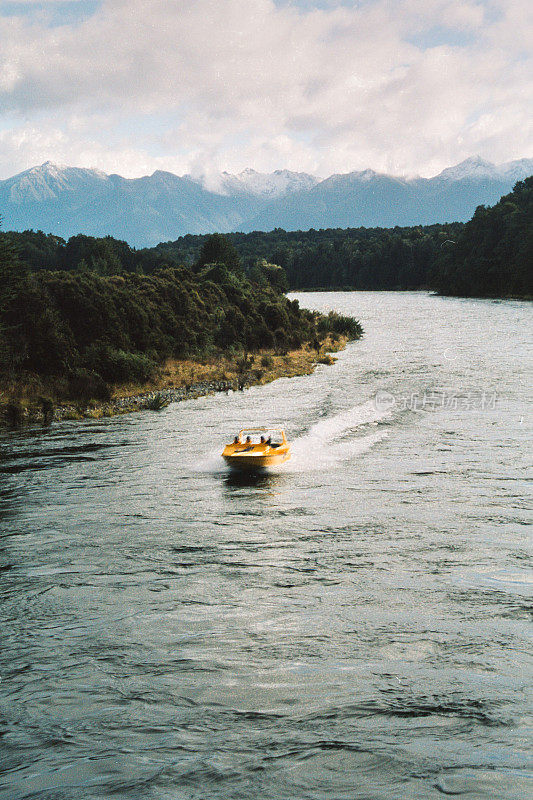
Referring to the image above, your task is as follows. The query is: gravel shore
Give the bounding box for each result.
[1,378,237,426]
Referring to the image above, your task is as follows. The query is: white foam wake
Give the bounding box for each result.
[289,399,390,472]
[195,399,391,475]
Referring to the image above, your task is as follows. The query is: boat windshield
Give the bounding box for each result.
[238,428,284,445]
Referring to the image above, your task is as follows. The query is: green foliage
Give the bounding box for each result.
[4,180,530,300]
[67,369,111,402]
[84,344,157,383]
[0,230,168,276]
[250,259,289,292]
[145,393,170,411]
[61,234,128,275]
[0,230,65,272]
[433,177,533,298]
[0,256,337,398]
[4,400,24,426]
[195,233,241,272]
[317,311,363,339]
[153,223,464,291]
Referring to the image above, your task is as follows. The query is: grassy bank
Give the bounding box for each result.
[118,334,347,395]
[0,335,347,425]
[1,231,363,425]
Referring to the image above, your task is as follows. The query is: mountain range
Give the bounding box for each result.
[1,156,531,247]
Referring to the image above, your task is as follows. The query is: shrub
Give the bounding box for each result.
[3,400,24,426]
[84,344,156,383]
[236,355,253,374]
[145,392,169,411]
[39,396,55,424]
[317,311,363,339]
[67,369,111,402]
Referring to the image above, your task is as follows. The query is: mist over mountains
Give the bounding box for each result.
[1,157,531,247]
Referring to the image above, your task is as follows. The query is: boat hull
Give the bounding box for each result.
[222,428,291,472]
[223,451,291,471]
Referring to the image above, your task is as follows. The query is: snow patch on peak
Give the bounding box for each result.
[37,160,67,172]
[436,156,497,181]
[436,156,533,183]
[496,158,533,182]
[5,162,109,204]
[351,168,379,181]
[191,169,319,198]
[322,168,407,188]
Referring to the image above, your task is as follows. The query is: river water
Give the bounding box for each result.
[0,291,531,800]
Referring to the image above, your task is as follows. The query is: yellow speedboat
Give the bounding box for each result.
[222,428,291,471]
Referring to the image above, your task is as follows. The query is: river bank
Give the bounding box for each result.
[0,335,346,426]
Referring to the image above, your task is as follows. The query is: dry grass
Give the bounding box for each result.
[0,373,63,406]
[110,335,347,398]
[1,335,347,414]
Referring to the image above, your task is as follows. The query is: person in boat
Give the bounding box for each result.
[260,435,266,444]
[245,436,251,444]
[234,435,240,444]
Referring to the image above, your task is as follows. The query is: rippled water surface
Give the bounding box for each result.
[1,292,532,800]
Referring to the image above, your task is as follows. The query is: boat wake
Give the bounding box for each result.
[289,398,391,472]
[196,399,391,475]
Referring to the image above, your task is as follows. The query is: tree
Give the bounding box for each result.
[250,259,289,292]
[433,177,533,298]
[0,218,30,377]
[195,233,241,272]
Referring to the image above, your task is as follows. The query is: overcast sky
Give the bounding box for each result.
[0,0,531,179]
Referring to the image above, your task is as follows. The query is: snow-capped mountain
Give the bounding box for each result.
[245,157,533,233]
[189,168,319,198]
[435,156,500,182]
[434,156,533,183]
[0,157,531,246]
[496,158,533,182]
[3,161,110,203]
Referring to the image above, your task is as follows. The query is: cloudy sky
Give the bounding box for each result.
[0,0,531,179]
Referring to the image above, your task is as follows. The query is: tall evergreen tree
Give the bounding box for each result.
[195,233,241,272]
[0,217,29,376]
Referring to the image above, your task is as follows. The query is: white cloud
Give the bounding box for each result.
[0,0,531,178]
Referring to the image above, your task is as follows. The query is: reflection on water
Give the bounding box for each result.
[0,292,531,800]
[223,469,288,490]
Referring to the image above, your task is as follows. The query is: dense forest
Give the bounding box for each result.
[155,179,532,296]
[2,178,530,298]
[432,177,532,297]
[0,230,360,403]
[154,223,463,290]
[0,221,464,291]
[0,222,463,290]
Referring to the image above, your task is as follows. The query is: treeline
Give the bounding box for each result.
[153,179,532,297]
[433,177,532,298]
[0,222,464,292]
[1,230,172,275]
[0,233,361,401]
[154,223,463,290]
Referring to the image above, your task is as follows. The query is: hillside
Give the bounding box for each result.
[2,176,530,300]
[1,157,532,246]
[433,177,533,298]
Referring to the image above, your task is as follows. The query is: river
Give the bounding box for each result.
[0,291,531,800]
